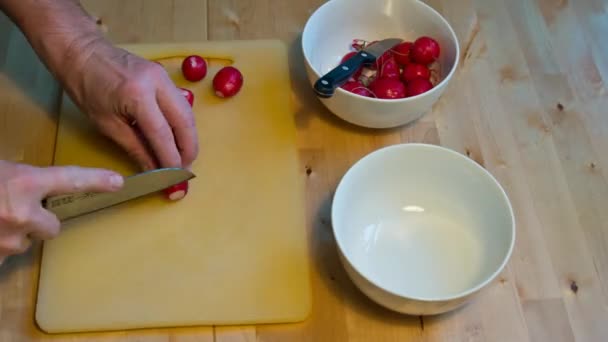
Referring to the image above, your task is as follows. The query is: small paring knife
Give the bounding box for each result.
[42,168,195,221]
[313,38,403,98]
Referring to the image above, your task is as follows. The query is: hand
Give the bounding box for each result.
[62,38,199,171]
[0,160,123,265]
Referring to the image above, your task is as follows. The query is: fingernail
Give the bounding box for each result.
[110,174,124,189]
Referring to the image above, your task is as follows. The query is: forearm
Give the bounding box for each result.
[0,0,103,86]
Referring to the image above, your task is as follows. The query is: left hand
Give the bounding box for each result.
[61,38,199,171]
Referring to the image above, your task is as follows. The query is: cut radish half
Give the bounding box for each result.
[164,181,189,201]
[179,87,194,106]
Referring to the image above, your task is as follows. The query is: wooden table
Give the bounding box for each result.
[1,0,607,341]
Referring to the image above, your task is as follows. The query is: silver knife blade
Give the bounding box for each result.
[43,168,195,221]
[362,38,403,59]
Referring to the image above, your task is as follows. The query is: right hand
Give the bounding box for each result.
[0,160,123,265]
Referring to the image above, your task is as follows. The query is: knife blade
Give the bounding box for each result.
[362,38,403,59]
[42,168,195,221]
[313,38,403,98]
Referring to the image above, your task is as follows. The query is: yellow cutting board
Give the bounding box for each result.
[35,40,311,333]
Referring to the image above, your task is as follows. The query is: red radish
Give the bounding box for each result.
[181,55,207,82]
[341,80,361,91]
[213,66,243,98]
[411,36,440,65]
[402,63,431,82]
[377,51,393,66]
[368,78,406,99]
[341,81,374,97]
[164,181,188,201]
[406,78,433,97]
[391,42,413,66]
[378,57,400,80]
[179,87,194,106]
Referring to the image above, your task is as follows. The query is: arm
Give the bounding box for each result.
[0,0,101,90]
[0,1,198,263]
[0,0,199,171]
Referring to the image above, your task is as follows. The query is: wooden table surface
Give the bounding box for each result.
[1,0,607,341]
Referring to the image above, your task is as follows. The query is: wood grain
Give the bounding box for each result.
[1,0,608,341]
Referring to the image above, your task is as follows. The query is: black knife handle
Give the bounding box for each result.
[313,51,375,98]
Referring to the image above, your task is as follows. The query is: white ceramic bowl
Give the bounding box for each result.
[331,144,515,315]
[302,0,460,129]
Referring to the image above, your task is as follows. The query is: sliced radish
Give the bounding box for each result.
[213,66,243,98]
[164,181,189,201]
[179,87,194,106]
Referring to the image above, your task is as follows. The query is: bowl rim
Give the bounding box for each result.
[301,0,461,103]
[330,143,516,302]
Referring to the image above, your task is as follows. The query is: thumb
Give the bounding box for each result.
[36,166,124,197]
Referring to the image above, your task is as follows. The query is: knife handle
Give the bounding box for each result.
[313,51,375,98]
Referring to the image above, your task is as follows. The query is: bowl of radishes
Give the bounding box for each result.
[302,0,459,128]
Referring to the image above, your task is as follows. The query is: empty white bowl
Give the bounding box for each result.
[302,0,460,128]
[331,144,515,315]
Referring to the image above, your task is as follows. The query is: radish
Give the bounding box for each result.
[375,51,393,69]
[391,42,413,66]
[402,63,431,82]
[164,181,188,201]
[213,66,243,98]
[378,57,400,80]
[368,78,406,99]
[370,50,393,70]
[182,55,207,82]
[406,78,433,97]
[341,81,374,97]
[179,87,194,106]
[411,37,440,65]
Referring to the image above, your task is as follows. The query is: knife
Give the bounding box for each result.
[42,167,195,221]
[313,38,403,98]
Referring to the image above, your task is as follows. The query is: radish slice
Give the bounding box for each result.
[164,181,188,201]
[179,87,194,106]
